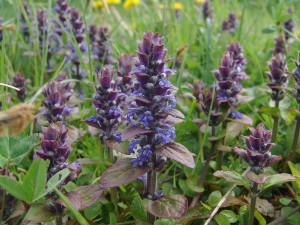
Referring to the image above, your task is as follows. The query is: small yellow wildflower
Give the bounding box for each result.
[124,0,140,10]
[195,0,205,3]
[172,2,183,10]
[295,29,300,37]
[92,0,121,9]
[158,4,165,9]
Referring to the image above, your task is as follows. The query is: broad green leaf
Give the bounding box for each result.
[186,175,204,193]
[260,173,300,191]
[262,25,277,34]
[0,159,47,203]
[34,168,71,201]
[154,219,176,225]
[259,106,280,117]
[207,191,222,208]
[132,196,147,221]
[143,194,188,219]
[23,158,47,202]
[220,210,238,223]
[288,162,300,194]
[99,159,151,188]
[279,197,292,206]
[0,134,39,167]
[213,170,251,189]
[215,214,230,225]
[281,207,300,225]
[0,176,27,201]
[24,203,55,223]
[109,212,117,225]
[254,211,266,225]
[238,205,249,225]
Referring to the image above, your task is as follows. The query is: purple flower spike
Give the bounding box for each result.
[273,35,286,55]
[34,122,81,182]
[85,66,122,143]
[233,124,281,178]
[266,54,288,102]
[13,72,27,101]
[202,1,214,23]
[126,31,186,167]
[20,2,31,41]
[41,81,74,123]
[117,54,136,94]
[226,41,247,73]
[222,12,238,33]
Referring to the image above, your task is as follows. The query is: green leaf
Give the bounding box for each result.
[215,214,230,225]
[0,159,47,203]
[132,196,147,221]
[281,207,300,225]
[260,173,300,191]
[0,176,27,201]
[0,134,38,167]
[279,197,292,206]
[186,175,204,193]
[24,203,55,223]
[34,168,71,201]
[288,162,300,195]
[254,211,266,225]
[22,158,47,202]
[143,194,188,219]
[259,106,280,117]
[154,219,176,225]
[207,191,222,208]
[238,205,249,225]
[213,170,251,189]
[220,210,238,223]
[109,212,117,225]
[262,25,277,34]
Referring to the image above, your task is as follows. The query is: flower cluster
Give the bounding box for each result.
[266,54,288,102]
[234,124,281,178]
[69,8,87,79]
[55,0,69,32]
[34,122,81,182]
[202,0,214,22]
[41,81,74,123]
[37,10,48,52]
[222,12,238,33]
[92,0,121,9]
[273,35,286,55]
[292,52,300,104]
[89,25,115,67]
[284,19,294,41]
[20,2,31,41]
[13,72,27,101]
[212,52,244,108]
[126,31,181,167]
[124,0,140,10]
[116,54,136,94]
[226,41,247,72]
[85,67,122,143]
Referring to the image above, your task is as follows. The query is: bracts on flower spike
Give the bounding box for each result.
[99,31,194,221]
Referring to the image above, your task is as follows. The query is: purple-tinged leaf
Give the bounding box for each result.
[143,194,188,218]
[156,142,195,168]
[225,122,245,143]
[167,109,185,118]
[217,145,232,152]
[121,124,153,141]
[63,184,104,211]
[163,115,184,125]
[213,170,250,189]
[77,158,111,166]
[246,171,270,184]
[244,197,275,217]
[99,158,151,188]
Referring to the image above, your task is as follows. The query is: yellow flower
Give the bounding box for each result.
[172,2,183,10]
[92,0,121,9]
[124,0,140,9]
[195,0,205,3]
[295,29,300,37]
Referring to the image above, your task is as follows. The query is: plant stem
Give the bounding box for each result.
[290,105,300,154]
[217,121,227,170]
[190,125,216,208]
[271,100,279,143]
[106,145,119,219]
[0,162,9,222]
[146,154,157,224]
[268,204,300,225]
[248,182,259,225]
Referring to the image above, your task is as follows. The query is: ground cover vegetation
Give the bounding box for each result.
[1,0,300,224]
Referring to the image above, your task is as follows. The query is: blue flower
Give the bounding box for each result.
[138,111,154,127]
